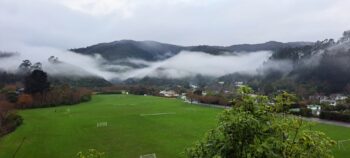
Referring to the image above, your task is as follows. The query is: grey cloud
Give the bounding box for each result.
[1,0,350,49]
[117,51,272,80]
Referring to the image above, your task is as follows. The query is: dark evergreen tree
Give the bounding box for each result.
[24,70,50,94]
[18,59,32,73]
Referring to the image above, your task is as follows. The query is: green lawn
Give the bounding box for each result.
[0,94,349,158]
[312,123,350,158]
[0,95,221,158]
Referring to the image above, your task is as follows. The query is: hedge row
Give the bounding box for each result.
[319,111,350,123]
[0,113,23,136]
[290,108,313,117]
[97,91,122,95]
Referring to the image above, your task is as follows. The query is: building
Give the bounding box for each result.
[307,104,322,116]
[309,94,344,106]
[159,90,179,97]
[320,98,337,106]
[330,94,347,101]
[234,81,244,87]
[309,94,327,101]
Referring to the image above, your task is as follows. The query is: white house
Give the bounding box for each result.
[159,90,179,97]
[307,104,322,116]
[234,81,244,87]
[309,94,327,101]
[331,94,348,101]
[320,98,337,106]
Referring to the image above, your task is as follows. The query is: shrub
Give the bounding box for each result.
[2,84,17,92]
[16,94,33,108]
[300,108,313,117]
[0,100,22,136]
[290,108,313,117]
[6,92,18,103]
[186,86,335,158]
[0,113,23,136]
[198,95,228,106]
[97,91,122,95]
[320,111,350,122]
[16,86,92,109]
[81,95,91,102]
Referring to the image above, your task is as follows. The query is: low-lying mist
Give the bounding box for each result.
[0,43,117,79]
[118,51,272,80]
[0,43,273,81]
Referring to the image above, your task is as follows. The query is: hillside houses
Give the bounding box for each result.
[320,99,337,106]
[159,90,179,97]
[330,94,348,101]
[309,93,348,106]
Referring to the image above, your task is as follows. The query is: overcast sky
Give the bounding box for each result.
[1,0,350,49]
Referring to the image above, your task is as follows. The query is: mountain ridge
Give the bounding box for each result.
[71,40,313,61]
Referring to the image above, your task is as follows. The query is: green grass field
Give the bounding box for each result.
[0,95,222,158]
[0,94,349,158]
[312,123,350,158]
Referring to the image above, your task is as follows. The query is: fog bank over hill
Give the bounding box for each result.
[0,43,117,79]
[1,29,350,92]
[115,51,272,80]
[1,40,295,81]
[2,30,349,86]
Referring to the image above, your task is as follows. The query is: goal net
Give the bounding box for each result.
[337,139,350,150]
[140,153,156,158]
[96,122,108,128]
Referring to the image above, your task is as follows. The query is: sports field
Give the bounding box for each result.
[0,94,349,158]
[312,123,350,158]
[0,95,221,158]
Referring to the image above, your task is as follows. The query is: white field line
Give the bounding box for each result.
[140,112,176,116]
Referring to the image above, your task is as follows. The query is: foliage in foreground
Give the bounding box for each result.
[0,95,22,136]
[186,86,335,158]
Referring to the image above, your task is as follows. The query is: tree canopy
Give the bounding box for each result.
[186,86,335,158]
[24,70,50,94]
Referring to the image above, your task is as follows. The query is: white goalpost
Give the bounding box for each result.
[140,153,156,158]
[337,139,350,150]
[96,122,108,128]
